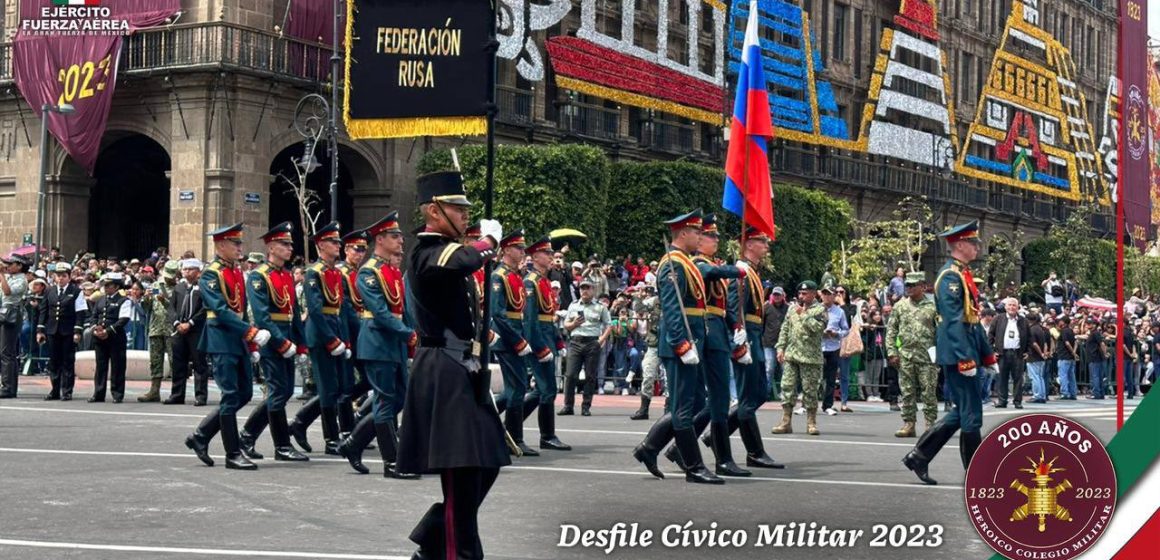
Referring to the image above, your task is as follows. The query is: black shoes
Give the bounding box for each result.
[581,407,591,417]
[274,447,309,461]
[194,399,207,407]
[630,396,650,420]
[288,420,313,453]
[87,396,104,403]
[163,396,185,405]
[1014,403,1024,409]
[44,393,60,401]
[663,444,688,472]
[902,450,937,485]
[557,407,574,416]
[514,441,540,457]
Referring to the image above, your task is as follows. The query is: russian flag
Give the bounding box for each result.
[722,0,776,240]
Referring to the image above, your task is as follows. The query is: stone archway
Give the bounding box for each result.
[87,134,171,259]
[267,141,380,259]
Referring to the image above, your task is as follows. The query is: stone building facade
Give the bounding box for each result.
[0,0,1121,274]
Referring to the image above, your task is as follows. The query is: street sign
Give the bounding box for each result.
[178,190,194,202]
[22,233,31,245]
[244,192,260,204]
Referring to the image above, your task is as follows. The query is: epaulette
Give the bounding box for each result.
[256,263,270,274]
[309,262,325,272]
[208,261,223,271]
[691,255,710,263]
[527,271,540,282]
[361,257,379,270]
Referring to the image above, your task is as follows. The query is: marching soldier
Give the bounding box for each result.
[289,222,352,456]
[663,214,749,476]
[631,209,722,485]
[397,171,510,559]
[338,229,371,434]
[237,222,310,462]
[521,236,571,453]
[337,211,420,479]
[37,262,86,401]
[703,226,783,468]
[489,230,537,455]
[887,272,939,437]
[87,272,130,403]
[903,221,997,485]
[771,281,826,436]
[183,223,273,470]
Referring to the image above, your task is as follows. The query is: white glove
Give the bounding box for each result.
[679,346,700,366]
[281,343,297,359]
[295,353,309,366]
[734,260,750,276]
[626,370,635,383]
[960,367,977,377]
[489,331,500,348]
[250,351,260,364]
[252,329,271,348]
[538,352,553,363]
[344,348,352,360]
[732,328,748,347]
[479,219,503,244]
[578,368,585,381]
[738,347,753,365]
[517,344,533,357]
[984,365,998,377]
[330,342,347,357]
[559,347,567,358]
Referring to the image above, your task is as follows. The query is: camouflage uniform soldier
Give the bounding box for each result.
[629,287,662,420]
[886,272,939,437]
[771,281,826,436]
[139,262,178,402]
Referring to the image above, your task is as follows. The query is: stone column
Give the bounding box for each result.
[43,173,94,255]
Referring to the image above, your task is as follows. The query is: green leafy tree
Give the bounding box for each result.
[984,230,1025,289]
[832,197,934,295]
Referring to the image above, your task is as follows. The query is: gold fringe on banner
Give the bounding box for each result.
[345,116,487,140]
[342,0,487,139]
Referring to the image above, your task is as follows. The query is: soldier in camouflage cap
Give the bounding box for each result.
[887,272,939,437]
[771,280,827,436]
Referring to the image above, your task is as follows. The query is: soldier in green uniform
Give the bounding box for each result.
[903,221,998,485]
[629,286,661,420]
[520,236,572,452]
[887,272,939,438]
[662,214,749,477]
[631,209,723,485]
[489,230,537,456]
[138,261,177,402]
[183,224,273,470]
[771,281,826,436]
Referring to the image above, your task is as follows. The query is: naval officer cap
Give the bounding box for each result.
[342,229,369,247]
[312,221,342,244]
[499,230,527,249]
[526,236,553,255]
[261,221,294,244]
[701,213,719,237]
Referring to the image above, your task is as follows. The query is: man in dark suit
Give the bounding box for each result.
[166,259,209,405]
[37,262,86,401]
[989,297,1030,409]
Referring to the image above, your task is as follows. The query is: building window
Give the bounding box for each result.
[959,53,974,103]
[833,3,847,62]
[853,8,862,79]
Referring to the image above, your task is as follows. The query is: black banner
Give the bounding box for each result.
[344,0,491,138]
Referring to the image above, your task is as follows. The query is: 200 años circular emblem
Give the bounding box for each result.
[964,414,1115,559]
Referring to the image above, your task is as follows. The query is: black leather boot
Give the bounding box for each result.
[321,407,341,455]
[505,403,538,456]
[289,396,321,452]
[739,417,784,468]
[702,406,740,448]
[632,413,672,479]
[337,398,356,434]
[221,414,257,470]
[674,428,723,484]
[338,416,376,474]
[630,395,650,420]
[239,402,267,460]
[185,412,219,467]
[268,409,308,461]
[377,422,420,479]
[902,419,956,485]
[408,503,445,558]
[710,422,751,476]
[538,405,571,450]
[522,394,540,420]
[960,431,982,470]
[663,443,688,472]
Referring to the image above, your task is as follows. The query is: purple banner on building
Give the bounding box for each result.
[12,0,179,174]
[1119,0,1151,249]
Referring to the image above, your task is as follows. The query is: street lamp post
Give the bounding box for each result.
[327,0,340,221]
[35,103,75,272]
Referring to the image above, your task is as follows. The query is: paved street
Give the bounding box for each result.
[0,377,1145,560]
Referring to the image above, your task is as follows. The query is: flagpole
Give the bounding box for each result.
[738,121,749,328]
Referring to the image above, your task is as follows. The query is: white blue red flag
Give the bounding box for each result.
[722,0,776,239]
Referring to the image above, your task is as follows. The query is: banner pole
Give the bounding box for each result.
[479,0,498,373]
[328,0,340,221]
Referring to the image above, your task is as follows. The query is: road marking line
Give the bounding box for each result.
[0,446,959,491]
[0,537,409,559]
